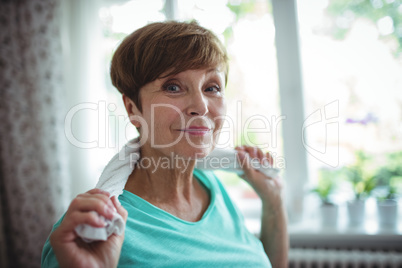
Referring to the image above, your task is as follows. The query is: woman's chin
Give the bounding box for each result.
[177,145,214,160]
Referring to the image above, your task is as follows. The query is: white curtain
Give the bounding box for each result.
[60,0,106,198]
[0,0,69,267]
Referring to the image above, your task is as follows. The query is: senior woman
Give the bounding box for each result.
[42,21,288,267]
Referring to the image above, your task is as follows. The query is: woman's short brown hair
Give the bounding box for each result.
[110,21,229,112]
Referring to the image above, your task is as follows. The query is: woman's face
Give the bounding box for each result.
[126,68,227,159]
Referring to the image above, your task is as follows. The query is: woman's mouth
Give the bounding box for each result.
[178,126,212,136]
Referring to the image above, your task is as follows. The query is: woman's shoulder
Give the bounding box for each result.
[193,168,223,190]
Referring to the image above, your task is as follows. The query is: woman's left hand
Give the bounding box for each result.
[236,145,289,268]
[235,145,283,209]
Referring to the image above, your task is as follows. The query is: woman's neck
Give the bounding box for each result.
[129,160,196,202]
[124,146,210,221]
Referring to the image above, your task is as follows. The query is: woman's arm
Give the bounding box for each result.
[47,189,128,268]
[236,146,289,268]
[260,197,288,267]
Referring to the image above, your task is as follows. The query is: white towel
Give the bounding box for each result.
[195,148,280,178]
[76,138,280,242]
[75,211,125,243]
[75,138,140,242]
[95,137,141,197]
[95,138,279,197]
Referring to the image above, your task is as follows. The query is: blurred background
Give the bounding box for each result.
[1,0,402,267]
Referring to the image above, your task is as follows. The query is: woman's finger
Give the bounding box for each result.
[242,146,267,166]
[236,149,255,179]
[50,210,104,244]
[256,147,265,163]
[65,210,106,229]
[265,152,274,166]
[85,188,111,196]
[244,146,257,159]
[69,194,115,220]
[51,210,106,245]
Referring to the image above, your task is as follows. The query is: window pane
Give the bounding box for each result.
[297,0,402,230]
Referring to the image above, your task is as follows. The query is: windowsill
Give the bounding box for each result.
[245,216,402,251]
[236,196,402,250]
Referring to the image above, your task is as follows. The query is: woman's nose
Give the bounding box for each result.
[186,91,208,116]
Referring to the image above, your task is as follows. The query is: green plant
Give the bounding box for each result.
[344,150,377,200]
[374,152,402,200]
[312,168,340,205]
[326,0,402,57]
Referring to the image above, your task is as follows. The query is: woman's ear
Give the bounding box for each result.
[122,95,142,128]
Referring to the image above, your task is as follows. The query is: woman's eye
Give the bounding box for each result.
[165,84,181,92]
[205,85,221,93]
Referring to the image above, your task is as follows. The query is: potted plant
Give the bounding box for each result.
[344,150,377,227]
[374,152,402,229]
[311,168,340,228]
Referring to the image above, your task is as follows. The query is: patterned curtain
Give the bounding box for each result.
[0,0,69,267]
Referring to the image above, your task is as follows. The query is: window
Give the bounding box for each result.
[297,0,402,233]
[84,0,402,235]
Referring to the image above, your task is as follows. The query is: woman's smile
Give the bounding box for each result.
[178,126,213,136]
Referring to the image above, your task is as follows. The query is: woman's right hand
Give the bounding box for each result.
[49,189,128,268]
